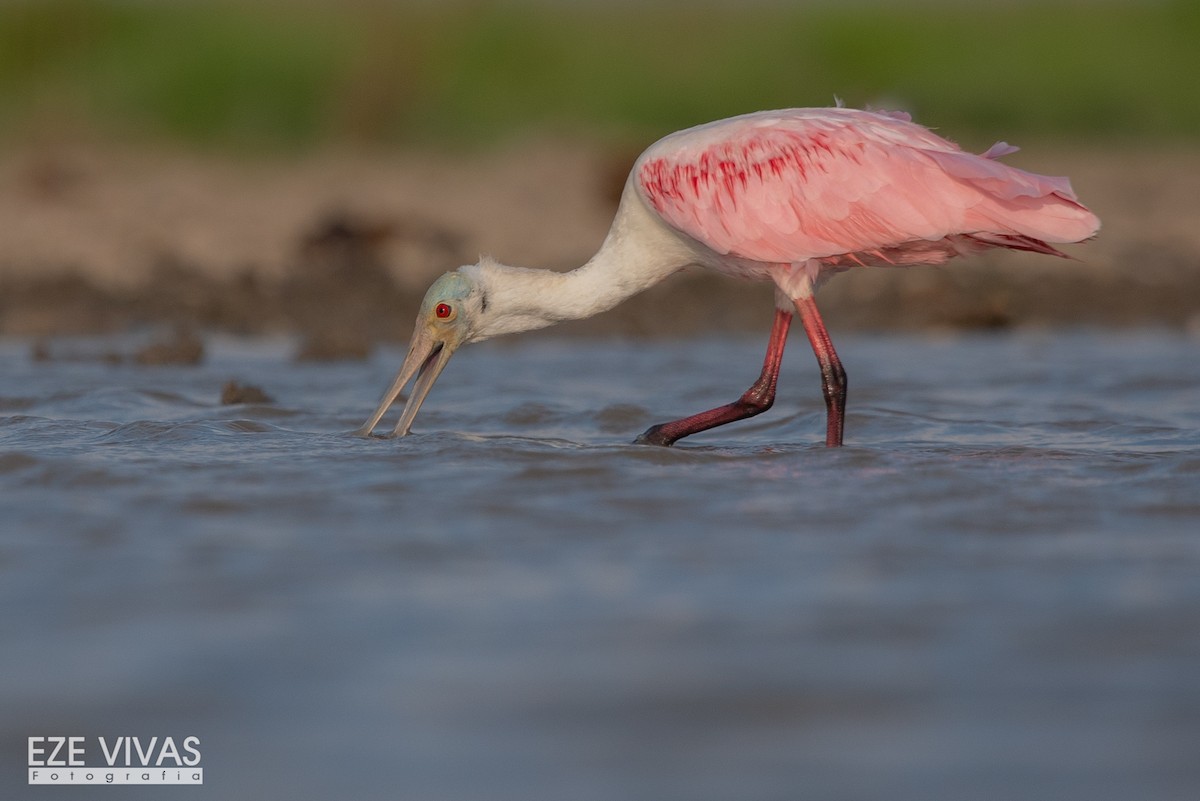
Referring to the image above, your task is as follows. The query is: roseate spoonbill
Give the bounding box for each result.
[358,107,1099,446]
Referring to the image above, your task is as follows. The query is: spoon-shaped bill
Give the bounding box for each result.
[355,326,457,437]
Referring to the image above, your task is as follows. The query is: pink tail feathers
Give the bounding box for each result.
[929,146,1101,250]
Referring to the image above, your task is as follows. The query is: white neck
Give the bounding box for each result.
[462,189,698,341]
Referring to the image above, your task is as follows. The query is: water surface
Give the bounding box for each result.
[2,331,1198,801]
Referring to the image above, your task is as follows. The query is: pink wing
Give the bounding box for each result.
[636,108,1100,268]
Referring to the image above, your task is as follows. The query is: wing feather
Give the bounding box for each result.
[635,108,1099,267]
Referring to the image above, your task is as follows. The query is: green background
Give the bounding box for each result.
[2,0,1196,150]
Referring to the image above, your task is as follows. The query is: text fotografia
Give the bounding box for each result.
[28,736,202,785]
[29,769,201,786]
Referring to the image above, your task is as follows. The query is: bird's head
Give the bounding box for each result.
[356,269,485,437]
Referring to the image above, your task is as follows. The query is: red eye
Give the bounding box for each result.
[435,303,453,319]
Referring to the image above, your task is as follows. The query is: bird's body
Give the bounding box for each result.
[358,107,1100,445]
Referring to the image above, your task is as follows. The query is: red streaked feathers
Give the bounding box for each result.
[635,108,1098,272]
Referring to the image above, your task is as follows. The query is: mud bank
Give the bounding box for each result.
[3,140,1197,347]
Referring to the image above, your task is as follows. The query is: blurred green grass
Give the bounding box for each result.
[1,0,1197,149]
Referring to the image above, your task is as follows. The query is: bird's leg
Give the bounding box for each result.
[793,295,846,447]
[635,308,792,446]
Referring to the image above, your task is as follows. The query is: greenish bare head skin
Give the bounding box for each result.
[422,271,472,308]
[420,271,471,320]
[356,269,483,437]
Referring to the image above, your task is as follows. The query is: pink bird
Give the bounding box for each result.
[358,107,1100,446]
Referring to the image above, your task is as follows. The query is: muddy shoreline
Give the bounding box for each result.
[3,141,1198,350]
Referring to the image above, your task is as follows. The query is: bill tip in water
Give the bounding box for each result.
[351,425,413,439]
[352,426,392,439]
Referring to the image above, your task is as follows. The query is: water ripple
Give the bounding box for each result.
[3,331,1200,801]
[93,418,281,445]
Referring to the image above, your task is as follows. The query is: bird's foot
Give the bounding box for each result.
[633,425,675,447]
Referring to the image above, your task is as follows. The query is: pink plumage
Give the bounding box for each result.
[360,106,1100,447]
[636,108,1099,272]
